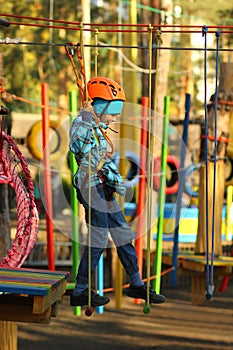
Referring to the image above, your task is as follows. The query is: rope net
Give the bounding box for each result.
[0,131,38,267]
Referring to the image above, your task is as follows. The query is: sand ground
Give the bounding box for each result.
[17,280,233,350]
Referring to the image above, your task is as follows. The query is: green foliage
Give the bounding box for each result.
[0,1,232,115]
[0,0,125,113]
[174,0,232,25]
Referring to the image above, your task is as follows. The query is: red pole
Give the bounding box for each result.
[219,247,233,292]
[135,97,149,303]
[41,83,55,270]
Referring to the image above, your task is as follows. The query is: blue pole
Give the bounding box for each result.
[96,253,104,314]
[171,93,191,287]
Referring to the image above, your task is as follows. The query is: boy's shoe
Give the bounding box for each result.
[70,289,110,307]
[127,283,166,304]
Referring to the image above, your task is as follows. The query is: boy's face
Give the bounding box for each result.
[101,113,120,125]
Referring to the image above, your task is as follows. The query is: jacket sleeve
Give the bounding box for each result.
[100,158,126,196]
[69,111,94,161]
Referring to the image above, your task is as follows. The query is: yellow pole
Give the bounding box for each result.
[115,126,127,309]
[226,185,233,241]
[130,0,137,104]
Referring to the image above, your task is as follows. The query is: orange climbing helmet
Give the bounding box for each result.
[87,77,126,101]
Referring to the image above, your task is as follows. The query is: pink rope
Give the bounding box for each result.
[0,132,38,267]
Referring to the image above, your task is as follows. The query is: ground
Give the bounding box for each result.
[17,281,233,350]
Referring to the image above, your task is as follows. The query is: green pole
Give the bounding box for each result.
[69,90,80,316]
[154,96,170,293]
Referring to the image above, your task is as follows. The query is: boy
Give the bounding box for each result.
[69,76,165,307]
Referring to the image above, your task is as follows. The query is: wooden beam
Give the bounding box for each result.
[33,278,66,314]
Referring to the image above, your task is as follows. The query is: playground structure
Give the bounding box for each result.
[0,267,69,323]
[0,12,232,327]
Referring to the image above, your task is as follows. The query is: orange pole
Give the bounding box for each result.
[41,83,55,270]
[135,96,149,304]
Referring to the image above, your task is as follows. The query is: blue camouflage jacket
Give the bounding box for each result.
[69,110,126,196]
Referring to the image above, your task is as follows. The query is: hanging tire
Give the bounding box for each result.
[153,155,180,195]
[184,163,201,198]
[225,157,233,186]
[26,120,68,162]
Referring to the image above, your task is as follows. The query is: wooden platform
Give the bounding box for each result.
[0,267,69,324]
[162,253,233,305]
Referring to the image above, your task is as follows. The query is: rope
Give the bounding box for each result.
[65,41,86,106]
[77,26,92,311]
[0,131,38,267]
[202,24,211,297]
[2,38,233,53]
[94,29,99,77]
[0,88,71,115]
[87,150,92,310]
[102,266,174,293]
[145,24,154,312]
[1,13,233,32]
[97,40,157,74]
[65,39,114,156]
[208,29,221,299]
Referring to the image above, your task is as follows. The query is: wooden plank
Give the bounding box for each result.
[0,294,51,323]
[51,301,59,317]
[179,254,233,265]
[162,253,233,274]
[0,268,69,322]
[33,278,67,314]
[0,267,69,277]
[180,259,206,273]
[162,254,173,266]
[0,269,69,296]
[0,281,50,295]
[0,302,51,324]
[0,292,63,323]
[0,275,61,284]
[0,269,68,281]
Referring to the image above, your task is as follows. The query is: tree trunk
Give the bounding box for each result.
[0,322,17,350]
[195,62,233,256]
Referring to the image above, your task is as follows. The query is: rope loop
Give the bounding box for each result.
[215,29,221,38]
[156,30,163,45]
[202,24,208,36]
[65,41,86,105]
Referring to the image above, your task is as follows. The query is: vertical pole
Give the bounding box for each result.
[96,253,104,314]
[69,90,81,316]
[135,97,149,304]
[130,0,137,105]
[0,322,17,350]
[171,93,191,287]
[92,24,104,314]
[81,0,91,82]
[41,83,55,270]
[226,185,233,241]
[154,96,170,293]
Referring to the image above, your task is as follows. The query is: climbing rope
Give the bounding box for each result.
[68,25,92,315]
[206,29,221,300]
[202,25,212,298]
[144,26,163,314]
[0,129,38,267]
[144,24,153,314]
[65,25,94,315]
[65,41,87,106]
[202,25,221,300]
